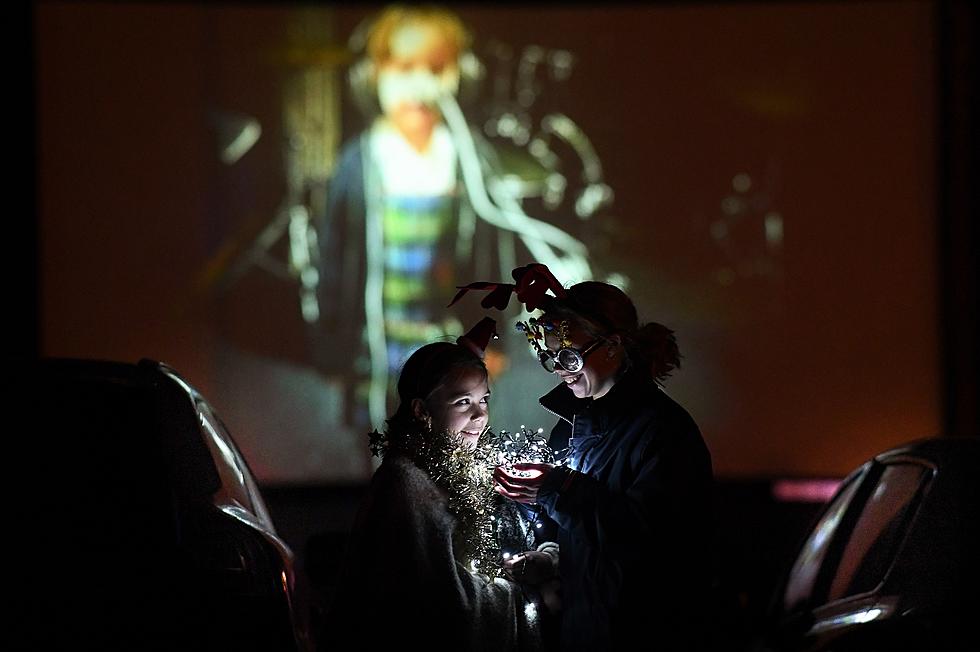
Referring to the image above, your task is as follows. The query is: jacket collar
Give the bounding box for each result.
[539,366,656,427]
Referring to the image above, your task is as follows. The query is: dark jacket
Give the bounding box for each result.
[534,367,714,651]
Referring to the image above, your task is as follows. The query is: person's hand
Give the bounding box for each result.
[493,462,554,504]
[537,577,562,615]
[503,550,555,585]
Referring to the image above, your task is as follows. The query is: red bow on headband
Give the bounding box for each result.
[448,263,567,312]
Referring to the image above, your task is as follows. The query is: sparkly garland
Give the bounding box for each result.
[368,425,558,580]
[369,425,502,579]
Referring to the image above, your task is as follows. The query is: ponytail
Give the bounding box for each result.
[626,321,681,384]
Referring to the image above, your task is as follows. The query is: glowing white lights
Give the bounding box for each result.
[492,425,556,471]
[524,601,538,621]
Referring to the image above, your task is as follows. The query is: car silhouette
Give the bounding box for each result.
[755,436,979,652]
[25,358,310,651]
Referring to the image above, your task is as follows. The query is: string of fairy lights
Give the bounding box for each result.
[369,424,563,579]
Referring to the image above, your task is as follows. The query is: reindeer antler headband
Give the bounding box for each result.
[449,263,570,357]
[448,263,567,312]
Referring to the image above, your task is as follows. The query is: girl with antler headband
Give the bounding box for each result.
[321,317,556,652]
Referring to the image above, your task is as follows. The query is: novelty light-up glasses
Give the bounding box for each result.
[515,318,601,374]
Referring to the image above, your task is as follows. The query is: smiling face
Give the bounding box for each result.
[423,366,490,448]
[543,317,623,399]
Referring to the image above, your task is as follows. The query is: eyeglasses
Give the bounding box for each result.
[516,317,603,374]
[537,339,601,373]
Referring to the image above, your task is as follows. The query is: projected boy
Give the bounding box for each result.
[315,5,592,430]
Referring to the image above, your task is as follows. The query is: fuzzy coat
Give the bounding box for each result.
[323,453,543,651]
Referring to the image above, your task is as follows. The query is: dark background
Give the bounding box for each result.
[29,0,977,639]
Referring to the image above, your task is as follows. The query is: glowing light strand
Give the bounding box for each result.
[369,424,559,578]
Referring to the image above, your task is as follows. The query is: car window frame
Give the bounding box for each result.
[781,455,936,620]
